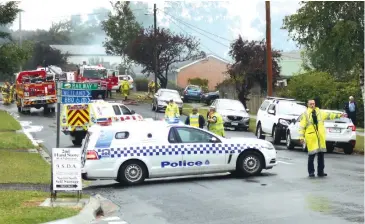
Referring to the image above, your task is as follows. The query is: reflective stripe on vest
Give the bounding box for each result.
[189,113,199,127]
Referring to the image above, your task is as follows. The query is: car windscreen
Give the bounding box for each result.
[187,86,200,91]
[160,91,180,100]
[218,100,246,111]
[277,102,306,116]
[83,69,107,79]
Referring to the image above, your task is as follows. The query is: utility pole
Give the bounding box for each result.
[265,1,273,96]
[18,11,22,72]
[153,3,158,94]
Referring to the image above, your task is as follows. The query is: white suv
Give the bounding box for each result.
[255,97,306,144]
[286,109,356,154]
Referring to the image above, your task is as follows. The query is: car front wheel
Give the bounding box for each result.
[236,151,263,177]
[272,126,281,144]
[256,123,265,140]
[118,160,147,185]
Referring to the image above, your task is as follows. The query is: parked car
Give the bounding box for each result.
[152,88,183,114]
[211,99,250,131]
[255,97,306,144]
[201,90,220,105]
[115,75,134,92]
[286,109,356,154]
[182,85,203,102]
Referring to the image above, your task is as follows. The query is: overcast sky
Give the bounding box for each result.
[11,0,300,40]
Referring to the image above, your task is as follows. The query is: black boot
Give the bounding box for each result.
[309,173,315,178]
[318,172,327,177]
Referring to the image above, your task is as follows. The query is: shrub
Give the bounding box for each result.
[166,81,184,94]
[134,78,149,91]
[277,71,364,127]
[188,77,209,92]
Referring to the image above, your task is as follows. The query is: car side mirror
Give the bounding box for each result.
[209,137,219,143]
[130,110,135,114]
[246,108,250,112]
[291,118,296,124]
[268,109,275,115]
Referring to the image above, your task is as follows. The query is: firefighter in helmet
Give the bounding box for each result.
[120,77,130,100]
[1,82,11,105]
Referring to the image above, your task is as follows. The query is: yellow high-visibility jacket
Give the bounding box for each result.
[165,103,180,118]
[299,107,342,154]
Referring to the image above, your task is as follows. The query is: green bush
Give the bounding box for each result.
[134,78,149,92]
[188,77,209,92]
[277,71,364,127]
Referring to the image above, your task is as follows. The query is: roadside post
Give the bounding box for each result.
[51,82,97,203]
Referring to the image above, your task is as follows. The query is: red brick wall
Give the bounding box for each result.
[177,57,229,91]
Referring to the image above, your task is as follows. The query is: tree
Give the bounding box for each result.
[102,1,142,67]
[277,71,364,127]
[23,42,69,70]
[0,2,32,80]
[282,1,364,78]
[125,27,203,87]
[227,36,281,107]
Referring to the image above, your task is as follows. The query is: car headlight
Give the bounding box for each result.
[279,119,289,126]
[262,142,275,150]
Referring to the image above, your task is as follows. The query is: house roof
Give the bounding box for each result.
[50,45,108,56]
[175,55,231,72]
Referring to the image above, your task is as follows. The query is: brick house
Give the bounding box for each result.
[174,55,231,91]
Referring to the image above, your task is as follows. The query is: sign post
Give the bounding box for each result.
[51,82,94,202]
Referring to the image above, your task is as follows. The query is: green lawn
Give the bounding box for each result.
[0,191,79,224]
[0,150,50,184]
[355,135,364,153]
[249,118,257,133]
[0,110,21,131]
[0,132,34,149]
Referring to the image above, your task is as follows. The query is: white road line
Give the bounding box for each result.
[278,161,294,165]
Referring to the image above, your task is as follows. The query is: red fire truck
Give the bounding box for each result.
[74,64,113,99]
[15,70,57,114]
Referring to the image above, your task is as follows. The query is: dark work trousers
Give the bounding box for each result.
[107,90,112,98]
[308,152,325,175]
[348,112,356,125]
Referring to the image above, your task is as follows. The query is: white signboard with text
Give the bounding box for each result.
[52,148,82,191]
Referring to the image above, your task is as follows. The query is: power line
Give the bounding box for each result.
[159,9,232,43]
[165,15,220,56]
[159,9,230,48]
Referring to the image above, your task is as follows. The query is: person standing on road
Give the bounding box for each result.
[185,107,205,128]
[207,106,225,137]
[107,72,117,99]
[1,82,10,105]
[120,77,130,101]
[165,99,180,119]
[299,99,345,178]
[344,96,357,125]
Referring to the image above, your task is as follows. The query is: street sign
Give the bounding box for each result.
[52,148,82,191]
[61,89,91,97]
[61,96,91,104]
[62,82,99,90]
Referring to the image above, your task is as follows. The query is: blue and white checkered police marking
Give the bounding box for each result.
[96,143,262,158]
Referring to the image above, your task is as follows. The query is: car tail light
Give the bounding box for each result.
[348,125,356,131]
[86,150,99,160]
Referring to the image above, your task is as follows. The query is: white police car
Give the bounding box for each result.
[81,120,277,185]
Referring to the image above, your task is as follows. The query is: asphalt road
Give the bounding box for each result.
[1,102,364,224]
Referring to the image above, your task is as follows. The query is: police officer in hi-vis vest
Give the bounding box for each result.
[185,107,205,129]
[207,106,225,137]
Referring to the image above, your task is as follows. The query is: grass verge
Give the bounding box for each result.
[182,104,208,117]
[0,132,34,149]
[0,110,21,131]
[0,150,50,184]
[354,135,364,153]
[248,118,256,133]
[112,91,152,103]
[0,191,80,224]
